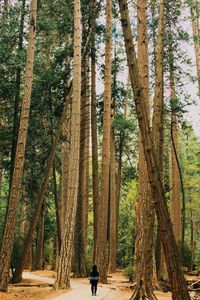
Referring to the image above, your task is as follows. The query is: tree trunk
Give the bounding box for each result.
[96,0,112,283]
[118,1,191,299]
[108,128,117,273]
[19,194,26,235]
[12,14,96,284]
[54,0,82,289]
[91,22,100,265]
[52,163,61,252]
[0,0,37,291]
[190,1,200,91]
[9,0,26,192]
[116,74,129,237]
[60,33,72,239]
[0,166,3,202]
[169,72,181,245]
[35,204,45,270]
[52,236,57,271]
[132,0,156,299]
[73,44,89,278]
[152,0,165,284]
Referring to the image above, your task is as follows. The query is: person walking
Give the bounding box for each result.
[90,265,99,296]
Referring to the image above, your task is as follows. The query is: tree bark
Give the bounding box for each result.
[96,0,112,283]
[152,0,165,283]
[169,70,181,245]
[73,42,89,278]
[132,0,156,298]
[0,166,3,202]
[0,0,37,291]
[118,1,191,299]
[54,0,82,289]
[12,12,97,284]
[60,33,72,239]
[52,163,61,252]
[9,0,26,192]
[35,204,45,270]
[108,128,117,273]
[91,21,100,265]
[190,0,200,91]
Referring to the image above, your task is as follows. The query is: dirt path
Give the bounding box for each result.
[52,281,112,300]
[23,272,55,285]
[23,272,122,300]
[1,271,196,300]
[22,272,173,300]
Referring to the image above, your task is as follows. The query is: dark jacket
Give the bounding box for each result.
[90,270,99,282]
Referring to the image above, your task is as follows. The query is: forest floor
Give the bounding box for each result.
[0,269,199,300]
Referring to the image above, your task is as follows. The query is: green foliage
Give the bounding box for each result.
[181,243,192,268]
[123,264,134,282]
[117,180,137,267]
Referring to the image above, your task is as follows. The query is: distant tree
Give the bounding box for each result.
[96,0,112,283]
[188,0,200,90]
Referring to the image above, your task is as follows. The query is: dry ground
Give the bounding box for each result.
[1,269,199,300]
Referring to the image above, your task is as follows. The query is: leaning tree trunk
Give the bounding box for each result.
[12,12,96,284]
[132,0,156,299]
[54,0,82,289]
[118,1,191,299]
[96,0,112,283]
[9,0,26,191]
[0,0,37,291]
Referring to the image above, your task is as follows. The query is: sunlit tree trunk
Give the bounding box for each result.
[132,0,156,298]
[96,0,112,283]
[84,56,90,249]
[0,0,37,291]
[54,0,82,289]
[169,72,181,245]
[108,128,117,273]
[118,1,191,299]
[60,33,72,239]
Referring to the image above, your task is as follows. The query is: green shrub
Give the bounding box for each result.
[181,243,192,268]
[123,264,134,282]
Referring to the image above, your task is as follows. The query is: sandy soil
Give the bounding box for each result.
[1,270,199,300]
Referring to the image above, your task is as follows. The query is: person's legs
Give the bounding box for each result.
[91,283,93,295]
[91,282,95,295]
[94,282,97,295]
